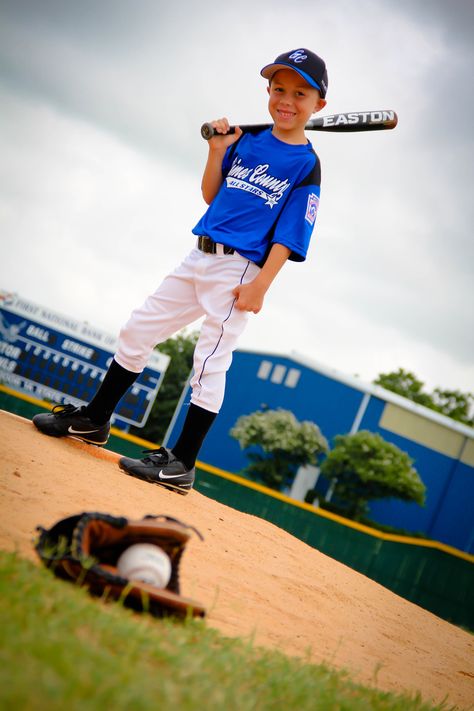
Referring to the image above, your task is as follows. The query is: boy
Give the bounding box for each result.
[33,48,328,495]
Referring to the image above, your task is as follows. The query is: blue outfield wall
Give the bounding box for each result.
[428,459,474,550]
[368,434,457,533]
[166,349,474,553]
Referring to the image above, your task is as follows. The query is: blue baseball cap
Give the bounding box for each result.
[260,48,328,98]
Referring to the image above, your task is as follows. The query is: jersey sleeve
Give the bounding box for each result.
[271,155,321,262]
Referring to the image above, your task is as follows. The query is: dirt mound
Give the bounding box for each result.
[1,410,472,708]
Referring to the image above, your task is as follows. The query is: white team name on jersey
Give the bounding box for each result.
[226,158,291,207]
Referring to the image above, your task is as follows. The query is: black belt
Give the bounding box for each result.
[197,236,235,255]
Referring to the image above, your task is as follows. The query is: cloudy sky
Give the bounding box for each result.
[1,0,473,393]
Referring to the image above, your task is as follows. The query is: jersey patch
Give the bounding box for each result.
[305,193,319,225]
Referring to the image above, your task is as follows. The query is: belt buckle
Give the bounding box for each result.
[198,236,235,256]
[198,236,214,253]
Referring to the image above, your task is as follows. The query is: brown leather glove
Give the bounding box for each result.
[35,512,205,618]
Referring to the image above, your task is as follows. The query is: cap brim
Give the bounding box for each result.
[260,62,320,91]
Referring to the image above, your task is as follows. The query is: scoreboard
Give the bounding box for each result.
[0,290,170,429]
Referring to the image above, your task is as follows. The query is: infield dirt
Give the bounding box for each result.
[1,410,473,709]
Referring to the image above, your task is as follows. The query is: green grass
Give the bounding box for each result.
[0,551,459,711]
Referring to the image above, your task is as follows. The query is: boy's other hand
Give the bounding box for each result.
[232,280,266,314]
[208,118,242,150]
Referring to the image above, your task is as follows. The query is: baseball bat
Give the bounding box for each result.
[201,110,398,139]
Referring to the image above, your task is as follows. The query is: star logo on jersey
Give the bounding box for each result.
[264,194,279,208]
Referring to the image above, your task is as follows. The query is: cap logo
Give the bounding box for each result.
[288,49,307,64]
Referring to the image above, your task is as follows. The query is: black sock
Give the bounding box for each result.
[85,359,139,424]
[171,403,217,470]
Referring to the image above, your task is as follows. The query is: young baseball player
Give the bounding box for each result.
[33,48,328,495]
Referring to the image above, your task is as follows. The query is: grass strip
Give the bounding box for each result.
[0,551,458,711]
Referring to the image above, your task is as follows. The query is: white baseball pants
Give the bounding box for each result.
[114,247,261,413]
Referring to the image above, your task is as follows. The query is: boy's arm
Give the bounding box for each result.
[232,243,291,314]
[201,118,242,204]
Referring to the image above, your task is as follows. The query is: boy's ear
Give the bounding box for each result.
[314,97,327,113]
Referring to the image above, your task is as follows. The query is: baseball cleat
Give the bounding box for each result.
[119,447,195,495]
[32,404,110,445]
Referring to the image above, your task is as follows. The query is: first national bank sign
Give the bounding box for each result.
[0,290,169,428]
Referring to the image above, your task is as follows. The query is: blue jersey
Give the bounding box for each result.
[192,128,321,265]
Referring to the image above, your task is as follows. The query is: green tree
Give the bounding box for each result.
[130,330,198,444]
[374,368,434,408]
[230,408,328,490]
[431,388,474,427]
[374,368,474,426]
[320,430,426,520]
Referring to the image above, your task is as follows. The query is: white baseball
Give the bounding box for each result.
[117,543,172,588]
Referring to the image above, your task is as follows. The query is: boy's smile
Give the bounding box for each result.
[267,68,326,144]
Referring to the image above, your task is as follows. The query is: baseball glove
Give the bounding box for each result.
[35,512,206,618]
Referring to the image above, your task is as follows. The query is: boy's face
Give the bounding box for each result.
[267,68,326,141]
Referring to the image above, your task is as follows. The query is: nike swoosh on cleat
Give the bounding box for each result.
[158,470,189,479]
[68,426,101,435]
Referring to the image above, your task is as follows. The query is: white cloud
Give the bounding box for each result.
[0,88,205,330]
